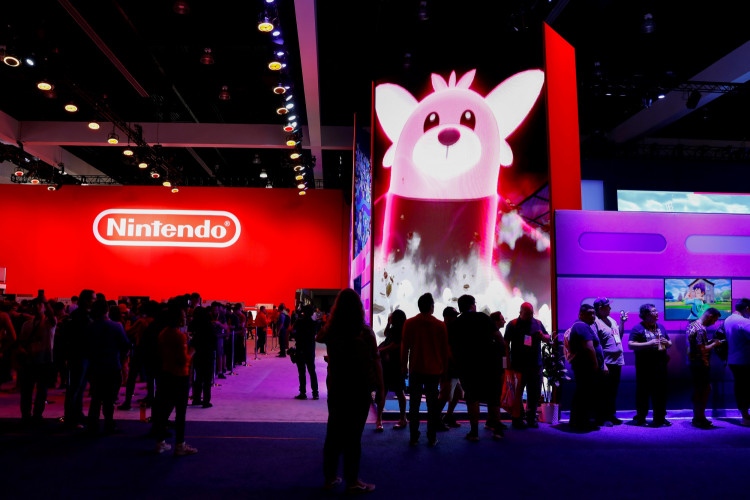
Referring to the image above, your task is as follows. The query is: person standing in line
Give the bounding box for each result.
[592,298,626,426]
[437,306,463,429]
[725,298,750,426]
[503,302,549,429]
[18,297,56,424]
[686,307,723,429]
[189,306,217,408]
[292,305,319,400]
[64,289,95,429]
[255,306,268,354]
[566,304,604,431]
[152,300,197,456]
[85,300,129,434]
[0,303,17,384]
[401,293,450,447]
[317,289,383,494]
[628,304,672,427]
[375,309,408,431]
[277,304,289,358]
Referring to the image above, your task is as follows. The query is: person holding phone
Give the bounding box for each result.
[593,298,626,426]
[686,307,723,428]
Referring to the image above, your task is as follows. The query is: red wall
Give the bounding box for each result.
[0,185,349,306]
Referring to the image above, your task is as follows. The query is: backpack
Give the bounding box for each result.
[713,322,729,364]
[563,327,574,363]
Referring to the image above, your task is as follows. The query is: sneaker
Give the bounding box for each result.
[465,432,480,442]
[630,418,648,427]
[191,400,203,406]
[202,402,213,408]
[692,419,713,429]
[117,403,131,411]
[393,420,407,430]
[597,420,614,428]
[492,430,504,440]
[312,394,320,400]
[427,437,439,447]
[409,431,420,445]
[174,442,198,456]
[610,417,624,425]
[322,477,342,491]
[294,394,308,400]
[512,418,528,430]
[650,419,672,428]
[345,480,375,494]
[155,441,172,454]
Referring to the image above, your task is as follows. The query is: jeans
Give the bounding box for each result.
[20,363,52,419]
[297,354,318,396]
[192,353,214,404]
[516,366,542,420]
[152,373,189,444]
[87,369,121,428]
[278,329,288,356]
[635,361,668,422]
[408,372,441,441]
[599,364,622,421]
[570,366,597,427]
[729,364,750,415]
[323,392,371,484]
[257,328,267,354]
[64,358,89,425]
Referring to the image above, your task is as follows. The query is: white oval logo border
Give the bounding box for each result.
[93,209,241,248]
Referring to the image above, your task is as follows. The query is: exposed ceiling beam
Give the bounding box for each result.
[295,0,324,180]
[0,110,104,177]
[16,122,353,150]
[610,40,750,143]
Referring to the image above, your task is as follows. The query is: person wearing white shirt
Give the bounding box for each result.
[593,298,626,426]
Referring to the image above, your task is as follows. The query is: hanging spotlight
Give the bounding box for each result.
[64,103,78,113]
[259,169,268,179]
[293,165,304,172]
[283,124,295,132]
[286,103,295,110]
[162,180,172,187]
[276,106,288,115]
[265,181,273,188]
[29,174,41,185]
[295,174,304,181]
[200,48,214,65]
[268,61,282,71]
[218,85,231,100]
[272,30,281,37]
[107,132,119,144]
[2,52,21,67]
[285,94,293,101]
[298,190,306,196]
[273,84,287,95]
[123,147,134,156]
[258,14,274,32]
[13,166,24,177]
[37,80,53,91]
[171,187,179,193]
[173,1,190,14]
[150,169,161,179]
[275,50,285,57]
[297,182,306,189]
[290,152,301,159]
[88,121,100,130]
[287,115,297,121]
[47,185,56,191]
[138,160,148,169]
[25,57,35,66]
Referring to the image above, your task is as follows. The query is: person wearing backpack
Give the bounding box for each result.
[686,307,723,429]
[567,303,605,431]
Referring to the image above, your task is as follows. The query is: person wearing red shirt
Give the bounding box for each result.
[401,293,450,447]
[255,306,268,354]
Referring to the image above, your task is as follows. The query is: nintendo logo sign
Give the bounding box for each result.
[93,209,241,248]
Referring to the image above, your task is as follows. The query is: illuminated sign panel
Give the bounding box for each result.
[93,209,241,247]
[372,48,553,337]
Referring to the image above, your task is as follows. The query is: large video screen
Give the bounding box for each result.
[371,54,552,337]
[350,125,373,323]
[618,190,750,214]
[664,278,732,321]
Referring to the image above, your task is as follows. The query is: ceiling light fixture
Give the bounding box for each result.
[272,30,281,37]
[283,124,295,132]
[107,132,119,144]
[286,103,294,110]
[276,106,288,115]
[258,15,274,32]
[64,103,78,112]
[252,153,262,165]
[273,85,286,94]
[293,165,304,171]
[297,183,306,189]
[37,80,53,91]
[218,85,230,100]
[641,13,655,34]
[173,1,190,14]
[171,187,179,193]
[3,54,21,67]
[88,121,100,130]
[25,57,35,66]
[47,185,56,191]
[259,169,268,178]
[285,94,293,101]
[29,174,41,185]
[150,169,160,179]
[298,190,306,196]
[290,152,301,159]
[14,166,24,177]
[162,180,172,187]
[268,61,282,71]
[200,48,214,65]
[295,174,304,181]
[123,147,134,156]
[276,50,285,57]
[138,160,148,169]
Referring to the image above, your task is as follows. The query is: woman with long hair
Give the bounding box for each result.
[375,309,408,431]
[316,289,383,494]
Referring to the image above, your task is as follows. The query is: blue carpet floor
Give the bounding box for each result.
[2,416,749,499]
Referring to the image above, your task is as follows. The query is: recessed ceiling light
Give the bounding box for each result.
[283,124,294,132]
[297,183,306,189]
[162,180,172,187]
[138,161,148,169]
[298,190,306,196]
[171,187,179,193]
[25,57,35,66]
[293,165,304,171]
[258,16,274,32]
[276,107,288,115]
[47,185,56,191]
[123,148,134,156]
[290,152,301,159]
[272,30,281,37]
[150,169,160,179]
[14,167,24,177]
[268,61,282,71]
[260,169,268,179]
[273,85,286,94]
[37,80,53,91]
[107,132,119,144]
[64,103,78,112]
[2,55,21,67]
[88,121,100,130]
[295,174,304,181]
[29,175,41,185]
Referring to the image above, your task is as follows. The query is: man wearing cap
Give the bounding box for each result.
[593,298,626,426]
[725,298,750,426]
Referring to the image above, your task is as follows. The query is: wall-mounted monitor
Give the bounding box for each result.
[664,278,732,321]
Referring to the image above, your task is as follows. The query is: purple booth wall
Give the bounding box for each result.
[555,209,750,413]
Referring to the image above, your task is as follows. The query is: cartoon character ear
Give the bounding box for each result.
[375,83,419,144]
[431,73,448,91]
[456,69,476,89]
[485,69,545,140]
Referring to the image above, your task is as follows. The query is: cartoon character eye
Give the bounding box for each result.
[460,110,476,130]
[423,112,439,132]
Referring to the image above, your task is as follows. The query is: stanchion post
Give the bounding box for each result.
[212,350,221,387]
[229,331,237,375]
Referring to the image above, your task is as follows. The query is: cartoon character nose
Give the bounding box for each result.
[438,128,460,146]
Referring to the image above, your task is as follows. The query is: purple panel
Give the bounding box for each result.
[578,232,666,252]
[555,210,750,276]
[686,235,750,254]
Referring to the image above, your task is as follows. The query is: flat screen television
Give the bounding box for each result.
[664,278,732,321]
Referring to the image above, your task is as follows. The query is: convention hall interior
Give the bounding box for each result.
[1,1,750,498]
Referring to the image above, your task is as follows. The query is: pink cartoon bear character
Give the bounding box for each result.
[375,69,545,282]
